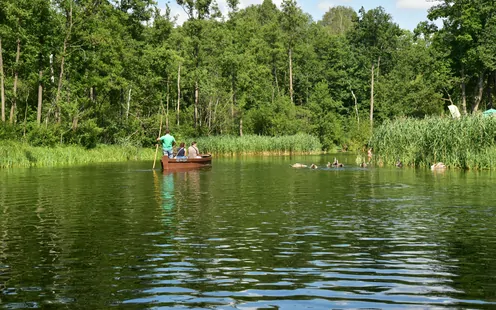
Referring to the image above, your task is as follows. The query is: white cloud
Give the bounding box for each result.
[396,0,442,9]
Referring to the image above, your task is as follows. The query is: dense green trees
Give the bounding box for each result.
[0,0,494,151]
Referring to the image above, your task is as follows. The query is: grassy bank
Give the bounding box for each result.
[193,134,322,155]
[0,141,155,168]
[1,134,322,168]
[370,116,496,169]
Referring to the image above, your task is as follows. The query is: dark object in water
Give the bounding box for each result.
[330,158,344,168]
[396,160,403,168]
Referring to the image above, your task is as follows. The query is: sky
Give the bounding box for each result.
[156,0,442,31]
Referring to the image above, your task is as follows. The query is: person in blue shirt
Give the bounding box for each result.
[156,129,176,158]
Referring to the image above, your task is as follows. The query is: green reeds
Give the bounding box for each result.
[370,115,496,169]
[191,133,322,155]
[0,141,155,168]
[1,134,322,168]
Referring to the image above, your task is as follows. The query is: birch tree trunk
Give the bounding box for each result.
[126,87,131,120]
[231,72,235,118]
[177,64,181,126]
[208,97,212,131]
[194,80,199,129]
[37,70,43,125]
[55,1,73,123]
[370,63,374,128]
[461,67,467,115]
[351,90,359,124]
[0,38,5,122]
[472,72,484,113]
[289,47,293,104]
[10,39,21,124]
[166,78,169,128]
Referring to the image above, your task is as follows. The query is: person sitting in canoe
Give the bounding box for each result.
[188,141,201,158]
[175,142,186,159]
[156,129,176,158]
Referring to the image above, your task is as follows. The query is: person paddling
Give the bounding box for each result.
[156,129,176,158]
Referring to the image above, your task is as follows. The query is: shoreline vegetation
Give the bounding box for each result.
[0,141,155,168]
[370,116,496,170]
[4,115,496,170]
[0,134,322,168]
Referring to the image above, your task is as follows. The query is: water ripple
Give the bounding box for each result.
[1,159,496,308]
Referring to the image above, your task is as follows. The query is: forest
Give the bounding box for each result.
[0,0,495,151]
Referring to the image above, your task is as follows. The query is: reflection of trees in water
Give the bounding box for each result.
[0,182,8,292]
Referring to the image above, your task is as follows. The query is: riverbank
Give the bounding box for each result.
[0,134,323,168]
[0,141,155,168]
[370,116,496,170]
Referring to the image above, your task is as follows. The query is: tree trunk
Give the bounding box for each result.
[194,80,199,129]
[23,94,29,136]
[72,117,78,131]
[487,72,493,109]
[370,63,374,128]
[126,87,131,120]
[376,56,381,81]
[50,54,55,84]
[37,70,43,125]
[213,98,218,132]
[0,38,5,122]
[239,117,243,137]
[55,1,73,123]
[231,73,235,118]
[461,67,467,115]
[274,66,279,97]
[351,90,359,124]
[72,105,78,131]
[208,97,212,131]
[166,77,169,128]
[177,64,181,126]
[10,39,21,124]
[472,72,484,113]
[289,47,293,104]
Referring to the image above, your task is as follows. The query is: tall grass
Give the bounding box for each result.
[191,134,322,155]
[370,116,496,169]
[0,141,155,168]
[1,134,322,168]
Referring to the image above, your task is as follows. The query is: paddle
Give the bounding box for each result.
[152,110,163,169]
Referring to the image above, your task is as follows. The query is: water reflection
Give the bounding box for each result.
[1,160,496,309]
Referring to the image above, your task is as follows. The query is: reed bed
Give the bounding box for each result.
[370,116,496,169]
[192,134,322,155]
[1,134,321,168]
[0,141,155,168]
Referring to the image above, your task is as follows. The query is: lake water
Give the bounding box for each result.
[1,155,496,309]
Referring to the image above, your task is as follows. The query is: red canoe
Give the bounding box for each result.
[161,155,212,171]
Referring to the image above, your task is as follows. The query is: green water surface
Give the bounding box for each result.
[1,155,495,309]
